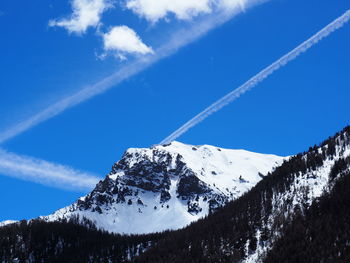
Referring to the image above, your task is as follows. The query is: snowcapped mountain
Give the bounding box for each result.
[0,220,17,227]
[43,141,285,234]
[2,128,350,262]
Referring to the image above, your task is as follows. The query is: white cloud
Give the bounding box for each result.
[125,0,247,22]
[126,0,212,22]
[0,149,101,191]
[103,26,154,56]
[0,1,261,145]
[220,0,247,10]
[49,0,113,34]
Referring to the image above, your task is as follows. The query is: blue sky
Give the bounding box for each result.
[0,0,349,221]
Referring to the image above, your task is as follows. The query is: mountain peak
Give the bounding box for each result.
[43,142,285,234]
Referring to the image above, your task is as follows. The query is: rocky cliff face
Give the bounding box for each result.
[43,141,285,234]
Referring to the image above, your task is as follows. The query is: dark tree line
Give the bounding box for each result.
[0,216,166,263]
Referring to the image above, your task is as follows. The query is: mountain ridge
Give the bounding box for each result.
[42,141,285,234]
[1,127,350,262]
[133,126,350,263]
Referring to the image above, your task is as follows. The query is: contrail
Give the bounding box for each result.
[0,148,101,191]
[0,0,263,145]
[160,10,350,145]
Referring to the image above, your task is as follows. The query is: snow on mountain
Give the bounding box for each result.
[244,131,350,263]
[0,220,17,227]
[42,141,285,234]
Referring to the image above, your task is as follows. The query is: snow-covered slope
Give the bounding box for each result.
[43,141,285,234]
[244,130,350,263]
[126,127,350,263]
[0,220,17,227]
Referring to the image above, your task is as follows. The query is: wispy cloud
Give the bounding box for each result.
[49,0,114,34]
[0,1,261,145]
[160,9,350,145]
[0,149,101,191]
